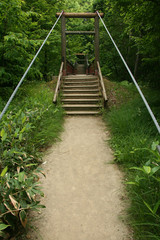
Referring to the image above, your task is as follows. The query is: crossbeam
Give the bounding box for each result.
[56,12,104,18]
[65,31,95,35]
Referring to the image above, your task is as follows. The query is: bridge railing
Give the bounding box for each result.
[97,61,108,108]
[87,60,95,75]
[66,60,75,75]
[53,62,64,103]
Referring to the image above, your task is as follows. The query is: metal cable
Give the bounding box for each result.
[0,10,63,121]
[97,11,160,135]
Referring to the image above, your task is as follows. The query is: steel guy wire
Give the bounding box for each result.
[0,11,63,121]
[97,11,160,135]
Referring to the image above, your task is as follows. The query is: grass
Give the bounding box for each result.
[2,80,64,151]
[103,79,160,239]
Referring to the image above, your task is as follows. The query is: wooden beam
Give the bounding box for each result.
[53,62,64,103]
[97,61,108,103]
[61,15,66,75]
[95,15,99,72]
[56,12,104,18]
[65,31,95,35]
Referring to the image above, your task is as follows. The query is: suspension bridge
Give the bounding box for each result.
[53,12,107,115]
[0,11,160,135]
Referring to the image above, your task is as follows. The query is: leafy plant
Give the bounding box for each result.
[0,82,64,238]
[126,142,160,239]
[103,80,160,239]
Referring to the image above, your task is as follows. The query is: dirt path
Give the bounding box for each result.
[29,116,130,240]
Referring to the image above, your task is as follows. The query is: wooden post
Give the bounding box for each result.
[56,12,104,76]
[95,15,99,75]
[61,14,66,75]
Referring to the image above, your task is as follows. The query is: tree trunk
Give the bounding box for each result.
[134,46,140,79]
[126,32,132,64]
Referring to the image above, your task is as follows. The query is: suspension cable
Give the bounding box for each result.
[0,10,63,121]
[97,11,160,135]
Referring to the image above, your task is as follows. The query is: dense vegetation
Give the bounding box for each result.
[0,82,64,238]
[93,0,160,87]
[0,0,160,239]
[103,80,160,239]
[1,0,160,88]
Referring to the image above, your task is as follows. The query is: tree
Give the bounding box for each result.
[93,0,160,86]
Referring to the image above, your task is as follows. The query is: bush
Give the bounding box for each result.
[0,82,64,238]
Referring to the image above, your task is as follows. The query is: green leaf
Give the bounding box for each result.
[14,128,20,138]
[19,133,23,141]
[145,160,151,166]
[143,201,154,214]
[26,163,37,167]
[0,224,10,231]
[31,204,46,209]
[130,167,143,171]
[0,166,8,177]
[20,126,26,133]
[151,141,159,151]
[143,166,151,174]
[153,200,160,215]
[3,150,8,157]
[0,129,7,141]
[19,210,27,228]
[0,129,5,137]
[22,116,26,124]
[18,172,25,182]
[151,166,160,175]
[125,181,139,185]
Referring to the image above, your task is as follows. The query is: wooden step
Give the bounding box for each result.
[62,98,100,104]
[63,93,101,99]
[63,85,99,90]
[64,80,99,85]
[63,89,99,94]
[65,74,96,78]
[64,77,97,81]
[65,111,100,115]
[63,104,100,108]
[61,74,103,115]
[63,103,101,112]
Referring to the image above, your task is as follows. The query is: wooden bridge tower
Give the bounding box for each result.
[56,12,104,75]
[54,12,107,115]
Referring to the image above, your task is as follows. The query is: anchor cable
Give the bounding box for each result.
[97,11,160,135]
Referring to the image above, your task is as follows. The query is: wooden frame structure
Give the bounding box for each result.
[56,12,104,75]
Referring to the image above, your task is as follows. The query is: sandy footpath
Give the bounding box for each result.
[29,116,131,240]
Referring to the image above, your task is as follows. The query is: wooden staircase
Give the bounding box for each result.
[61,75,102,115]
[53,61,107,115]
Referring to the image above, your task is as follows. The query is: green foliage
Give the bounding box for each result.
[93,0,160,87]
[0,82,64,238]
[104,89,160,165]
[126,143,160,239]
[0,0,65,89]
[104,81,160,239]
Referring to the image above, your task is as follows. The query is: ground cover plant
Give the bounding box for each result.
[0,82,64,239]
[103,79,160,239]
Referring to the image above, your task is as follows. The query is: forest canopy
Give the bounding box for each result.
[0,0,160,92]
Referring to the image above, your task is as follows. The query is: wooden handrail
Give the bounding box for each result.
[97,61,107,103]
[53,62,64,103]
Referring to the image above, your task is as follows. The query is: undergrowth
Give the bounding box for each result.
[0,81,64,238]
[103,80,160,239]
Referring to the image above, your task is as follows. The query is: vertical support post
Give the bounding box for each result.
[95,15,99,75]
[61,14,66,75]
